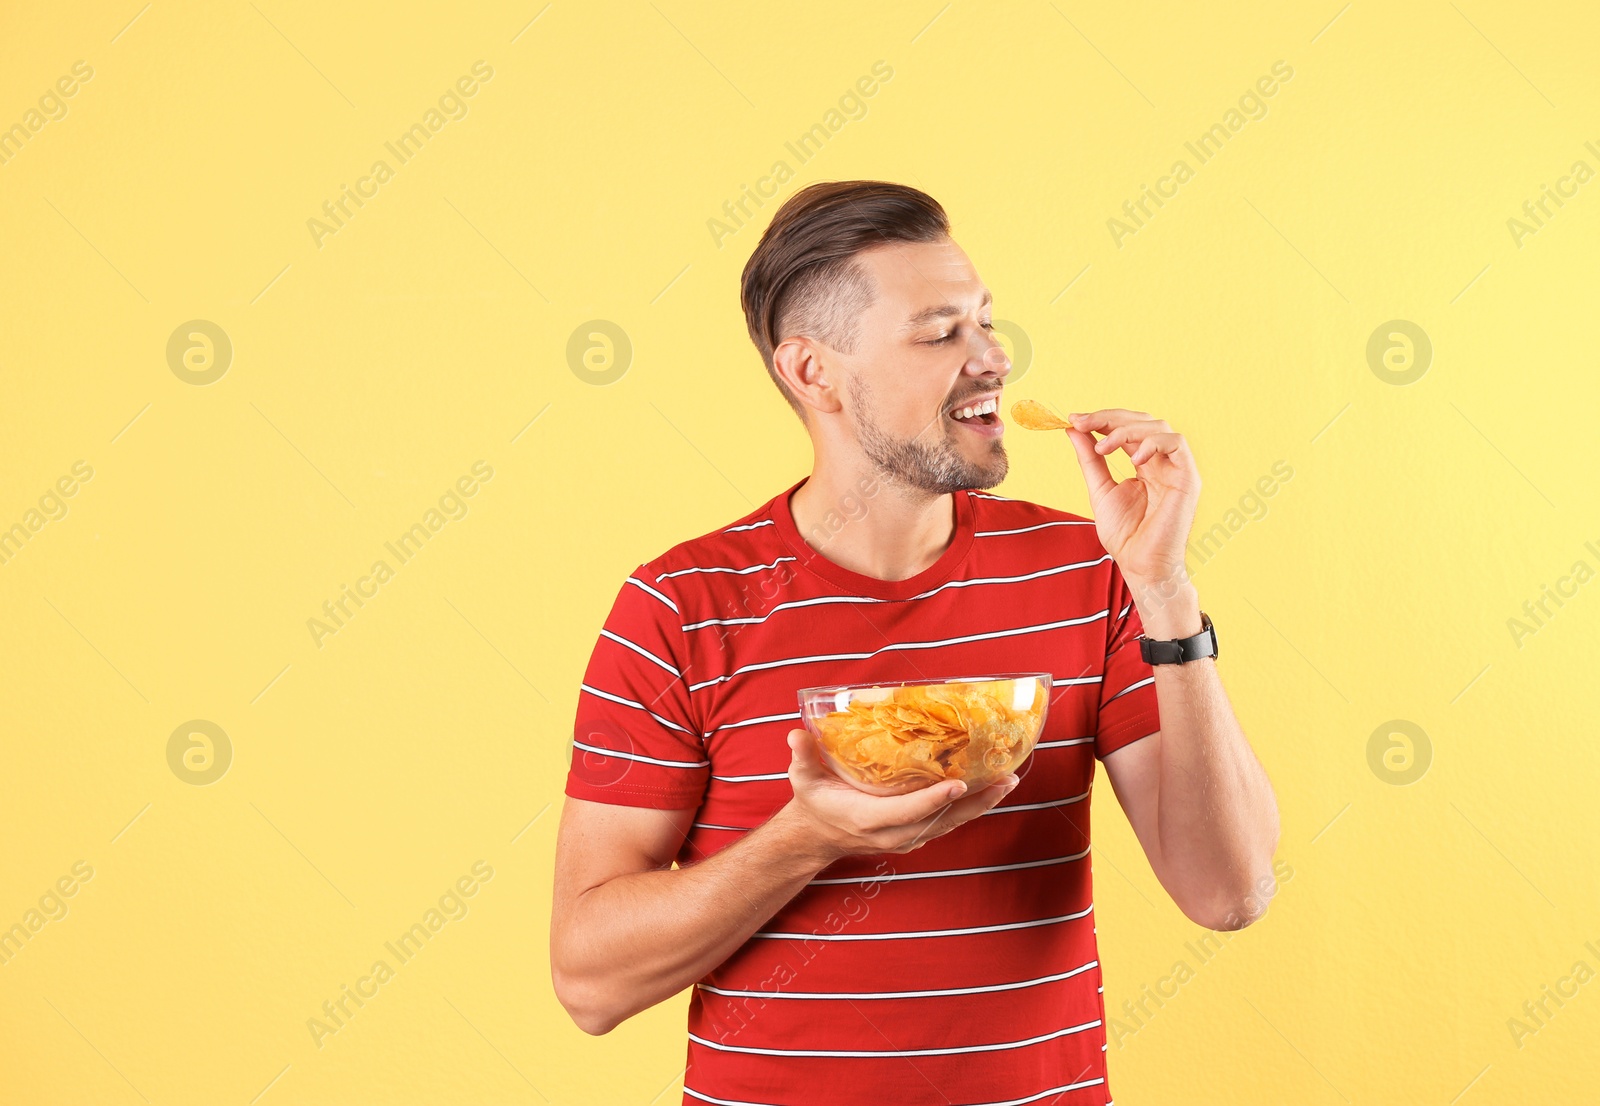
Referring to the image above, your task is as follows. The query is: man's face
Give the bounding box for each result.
[824,237,1012,494]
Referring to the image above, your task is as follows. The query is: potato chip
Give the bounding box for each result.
[1009,399,1072,431]
[808,678,1048,793]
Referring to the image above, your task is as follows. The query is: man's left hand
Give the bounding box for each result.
[1064,408,1200,597]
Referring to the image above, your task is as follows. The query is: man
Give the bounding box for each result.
[551,180,1280,1105]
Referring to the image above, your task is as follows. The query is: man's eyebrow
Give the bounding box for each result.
[902,289,992,330]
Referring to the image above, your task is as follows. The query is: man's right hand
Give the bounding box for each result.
[779,727,1019,864]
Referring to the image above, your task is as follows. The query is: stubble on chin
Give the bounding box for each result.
[859,416,1008,495]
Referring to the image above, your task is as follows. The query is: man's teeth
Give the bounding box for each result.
[953,398,998,420]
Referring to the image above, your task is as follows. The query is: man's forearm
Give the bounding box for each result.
[553,803,833,1034]
[1130,575,1281,924]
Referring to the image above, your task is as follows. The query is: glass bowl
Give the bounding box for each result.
[797,673,1052,796]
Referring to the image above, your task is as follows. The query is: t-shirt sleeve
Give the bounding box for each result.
[1094,561,1162,760]
[565,564,710,810]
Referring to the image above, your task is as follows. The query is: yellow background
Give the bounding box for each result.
[2,1,1597,1102]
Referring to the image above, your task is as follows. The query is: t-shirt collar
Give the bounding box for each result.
[770,475,976,601]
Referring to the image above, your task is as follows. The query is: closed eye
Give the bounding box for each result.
[923,321,994,345]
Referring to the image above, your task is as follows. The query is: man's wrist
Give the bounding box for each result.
[1125,572,1203,640]
[768,800,845,872]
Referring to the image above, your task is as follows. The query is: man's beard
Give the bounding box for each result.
[848,375,1008,495]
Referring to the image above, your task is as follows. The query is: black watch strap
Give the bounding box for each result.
[1138,611,1217,665]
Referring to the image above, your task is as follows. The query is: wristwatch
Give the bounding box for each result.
[1138,611,1218,665]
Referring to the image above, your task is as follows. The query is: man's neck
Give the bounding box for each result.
[788,468,957,583]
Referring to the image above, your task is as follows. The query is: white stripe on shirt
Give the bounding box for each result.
[579,682,695,735]
[1105,675,1154,703]
[625,575,679,612]
[974,520,1096,537]
[688,1017,1102,1057]
[679,555,1110,631]
[690,790,1091,833]
[687,611,1110,692]
[685,1076,1106,1106]
[753,903,1092,942]
[682,593,881,630]
[705,709,802,737]
[982,789,1090,815]
[905,554,1111,601]
[599,628,681,677]
[810,847,1089,885]
[1034,736,1094,749]
[657,556,796,582]
[571,738,708,769]
[696,959,1097,1001]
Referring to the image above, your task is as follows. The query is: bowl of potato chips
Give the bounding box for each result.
[798,674,1052,796]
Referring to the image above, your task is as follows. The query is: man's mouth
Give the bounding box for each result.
[947,394,1001,430]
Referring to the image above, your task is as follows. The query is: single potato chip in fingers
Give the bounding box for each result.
[1010,399,1072,431]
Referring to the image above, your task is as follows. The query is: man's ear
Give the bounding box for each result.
[774,337,842,416]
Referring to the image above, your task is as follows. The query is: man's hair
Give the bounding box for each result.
[740,180,950,421]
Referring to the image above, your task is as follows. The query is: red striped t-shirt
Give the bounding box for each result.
[565,476,1161,1106]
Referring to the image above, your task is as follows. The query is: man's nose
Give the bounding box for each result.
[974,339,1011,377]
